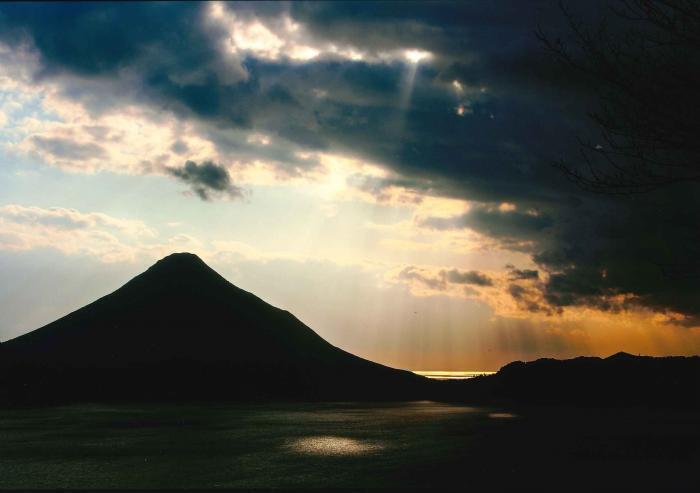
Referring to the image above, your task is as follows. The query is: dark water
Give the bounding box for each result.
[0,401,698,488]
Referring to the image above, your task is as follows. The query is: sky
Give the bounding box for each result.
[0,1,698,371]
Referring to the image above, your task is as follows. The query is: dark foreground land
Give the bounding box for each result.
[0,401,698,490]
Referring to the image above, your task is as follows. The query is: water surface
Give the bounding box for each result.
[412,370,496,380]
[0,401,697,489]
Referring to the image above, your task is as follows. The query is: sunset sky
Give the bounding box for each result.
[0,1,698,371]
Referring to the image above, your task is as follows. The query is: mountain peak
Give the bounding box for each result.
[133,252,227,290]
[155,252,205,266]
[146,252,210,274]
[0,250,424,402]
[607,351,636,360]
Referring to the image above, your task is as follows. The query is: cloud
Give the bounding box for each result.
[166,160,244,201]
[444,269,493,286]
[507,283,557,315]
[29,135,106,161]
[0,204,155,236]
[0,2,565,203]
[3,77,220,174]
[0,1,698,325]
[417,203,553,254]
[345,173,426,206]
[506,264,539,280]
[205,2,415,65]
[0,3,245,83]
[0,204,156,262]
[396,265,493,294]
[398,266,447,291]
[531,189,700,323]
[0,203,365,268]
[418,204,553,239]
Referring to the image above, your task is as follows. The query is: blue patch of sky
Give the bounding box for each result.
[0,88,63,141]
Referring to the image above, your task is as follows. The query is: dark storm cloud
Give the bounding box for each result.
[532,188,700,319]
[418,205,554,246]
[0,2,581,205]
[166,160,243,201]
[0,3,235,80]
[1,1,698,322]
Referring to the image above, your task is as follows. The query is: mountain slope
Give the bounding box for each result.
[0,253,427,403]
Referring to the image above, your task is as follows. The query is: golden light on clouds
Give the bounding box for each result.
[404,49,432,64]
[206,2,436,66]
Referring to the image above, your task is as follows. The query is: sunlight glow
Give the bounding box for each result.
[207,3,423,66]
[287,436,384,456]
[404,49,432,64]
[413,370,496,380]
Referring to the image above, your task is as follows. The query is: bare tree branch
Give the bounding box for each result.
[540,0,700,194]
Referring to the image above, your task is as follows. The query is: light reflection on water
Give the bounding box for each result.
[277,403,516,458]
[413,370,496,380]
[287,436,385,456]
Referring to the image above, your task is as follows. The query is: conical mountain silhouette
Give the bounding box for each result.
[0,253,426,403]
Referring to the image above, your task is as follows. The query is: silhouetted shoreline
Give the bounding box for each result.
[437,352,700,407]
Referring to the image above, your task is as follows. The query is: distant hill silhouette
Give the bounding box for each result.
[0,253,427,404]
[439,352,700,406]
